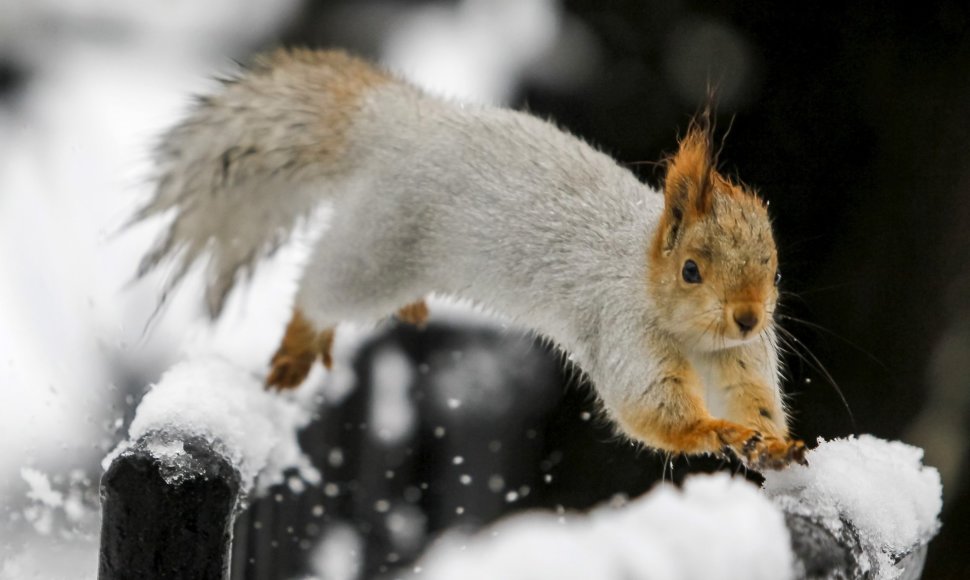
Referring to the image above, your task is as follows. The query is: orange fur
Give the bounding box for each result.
[617,374,760,457]
[396,299,430,327]
[266,308,330,390]
[621,393,804,469]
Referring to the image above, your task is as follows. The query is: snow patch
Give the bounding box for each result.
[369,347,417,444]
[105,356,320,494]
[386,504,427,555]
[308,522,363,580]
[146,439,186,463]
[16,468,98,545]
[21,469,63,509]
[763,435,942,578]
[0,536,98,580]
[383,0,561,105]
[418,473,793,580]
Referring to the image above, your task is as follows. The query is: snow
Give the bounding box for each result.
[386,504,428,554]
[21,469,63,509]
[0,3,304,498]
[383,0,561,105]
[0,538,98,580]
[763,435,942,578]
[418,474,794,580]
[105,356,321,494]
[307,523,363,580]
[369,346,417,444]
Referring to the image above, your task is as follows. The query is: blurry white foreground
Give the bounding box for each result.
[419,474,792,580]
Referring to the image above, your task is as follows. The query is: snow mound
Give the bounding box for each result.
[763,435,942,576]
[419,473,793,580]
[102,356,320,494]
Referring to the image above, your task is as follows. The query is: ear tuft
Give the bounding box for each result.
[665,120,716,219]
[654,114,716,253]
[653,116,718,255]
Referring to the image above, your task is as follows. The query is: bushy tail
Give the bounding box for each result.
[134,49,391,317]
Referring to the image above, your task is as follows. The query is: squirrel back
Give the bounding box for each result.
[138,48,656,346]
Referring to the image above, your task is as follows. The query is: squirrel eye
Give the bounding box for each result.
[682,259,702,284]
[774,270,782,286]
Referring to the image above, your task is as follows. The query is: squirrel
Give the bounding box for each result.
[135,48,806,471]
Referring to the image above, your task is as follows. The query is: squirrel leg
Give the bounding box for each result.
[719,385,807,469]
[395,299,429,328]
[266,308,334,390]
[708,349,807,469]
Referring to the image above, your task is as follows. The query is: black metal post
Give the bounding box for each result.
[784,511,928,580]
[99,433,242,580]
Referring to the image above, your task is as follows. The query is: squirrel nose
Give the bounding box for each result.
[732,308,760,335]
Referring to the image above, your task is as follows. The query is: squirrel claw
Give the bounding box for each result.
[741,433,763,455]
[704,422,803,471]
[741,436,808,471]
[786,439,809,466]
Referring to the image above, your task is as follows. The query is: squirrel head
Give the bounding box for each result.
[648,122,779,351]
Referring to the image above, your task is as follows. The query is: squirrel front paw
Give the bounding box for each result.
[622,406,806,471]
[725,431,807,471]
[687,419,806,471]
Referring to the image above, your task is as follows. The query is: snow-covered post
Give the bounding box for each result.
[97,357,319,580]
[764,436,941,579]
[99,434,242,579]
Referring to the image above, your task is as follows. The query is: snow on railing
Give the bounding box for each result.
[97,356,942,580]
[417,437,941,580]
[419,473,794,580]
[764,436,941,579]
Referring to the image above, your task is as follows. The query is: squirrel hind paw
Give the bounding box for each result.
[396,300,430,328]
[266,312,335,391]
[265,350,318,390]
[265,328,335,391]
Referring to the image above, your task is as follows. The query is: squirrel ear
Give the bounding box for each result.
[657,124,716,252]
[665,125,716,219]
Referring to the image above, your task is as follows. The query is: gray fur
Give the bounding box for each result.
[138,58,781,431]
